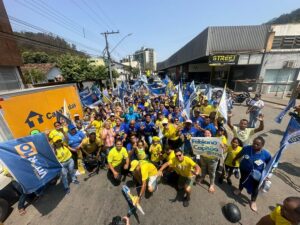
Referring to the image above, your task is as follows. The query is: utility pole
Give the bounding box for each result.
[101,30,119,89]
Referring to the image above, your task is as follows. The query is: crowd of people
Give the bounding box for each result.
[7,80,300,225]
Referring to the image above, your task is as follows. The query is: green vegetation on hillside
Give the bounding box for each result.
[267,8,300,24]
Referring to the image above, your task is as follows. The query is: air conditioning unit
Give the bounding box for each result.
[283,61,295,68]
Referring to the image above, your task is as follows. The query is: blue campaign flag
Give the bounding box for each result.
[150,86,166,95]
[91,86,102,99]
[275,97,296,124]
[56,111,72,125]
[81,93,99,106]
[79,87,90,98]
[140,75,148,84]
[162,75,169,85]
[205,84,213,101]
[0,133,62,194]
[259,115,300,189]
[190,80,196,93]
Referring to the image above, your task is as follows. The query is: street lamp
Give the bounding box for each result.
[110,33,132,54]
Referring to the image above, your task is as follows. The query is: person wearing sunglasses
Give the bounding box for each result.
[158,149,201,207]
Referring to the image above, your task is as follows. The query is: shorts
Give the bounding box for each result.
[178,175,194,189]
[148,175,158,191]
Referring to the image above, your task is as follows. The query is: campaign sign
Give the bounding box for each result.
[191,137,223,158]
[0,133,62,194]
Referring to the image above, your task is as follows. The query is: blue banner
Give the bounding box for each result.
[81,93,99,106]
[79,87,90,98]
[0,133,62,194]
[150,86,166,95]
[56,111,72,125]
[275,97,296,124]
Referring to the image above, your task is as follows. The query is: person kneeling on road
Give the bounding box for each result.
[53,136,79,194]
[158,149,201,207]
[107,139,130,185]
[130,160,158,204]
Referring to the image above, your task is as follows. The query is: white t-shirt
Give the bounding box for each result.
[249,99,264,112]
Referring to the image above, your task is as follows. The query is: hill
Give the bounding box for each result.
[267,8,300,24]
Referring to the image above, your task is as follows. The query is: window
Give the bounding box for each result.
[272,36,300,49]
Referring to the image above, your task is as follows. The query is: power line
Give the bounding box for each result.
[94,1,118,30]
[7,15,101,54]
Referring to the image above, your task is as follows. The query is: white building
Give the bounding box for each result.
[133,47,156,72]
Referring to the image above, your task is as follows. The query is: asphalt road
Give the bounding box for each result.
[4,102,300,225]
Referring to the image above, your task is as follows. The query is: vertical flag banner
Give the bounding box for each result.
[275,97,296,124]
[217,85,228,122]
[178,84,184,108]
[0,133,62,194]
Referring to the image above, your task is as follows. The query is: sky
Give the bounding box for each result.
[3,0,300,62]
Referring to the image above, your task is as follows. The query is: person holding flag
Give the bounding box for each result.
[246,94,264,128]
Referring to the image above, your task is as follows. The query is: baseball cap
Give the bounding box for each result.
[130,160,139,172]
[162,118,169,124]
[185,119,193,124]
[110,113,115,117]
[152,136,160,142]
[68,124,76,131]
[53,135,62,143]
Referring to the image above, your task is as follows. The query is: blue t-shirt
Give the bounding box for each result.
[181,127,200,152]
[192,116,204,125]
[200,123,217,136]
[68,131,85,148]
[161,108,169,117]
[239,146,271,173]
[124,124,139,135]
[140,121,156,136]
[172,112,184,123]
[114,123,126,139]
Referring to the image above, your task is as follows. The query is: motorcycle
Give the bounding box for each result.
[233,91,251,105]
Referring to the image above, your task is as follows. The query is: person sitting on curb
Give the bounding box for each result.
[227,112,264,146]
[158,149,201,207]
[107,139,130,185]
[256,196,300,225]
[53,135,79,194]
[130,160,158,204]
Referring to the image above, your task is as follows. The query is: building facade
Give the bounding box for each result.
[133,47,156,73]
[157,24,300,95]
[0,0,24,93]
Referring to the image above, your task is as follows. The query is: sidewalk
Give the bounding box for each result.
[261,94,300,106]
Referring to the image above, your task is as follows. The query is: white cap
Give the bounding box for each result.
[185,119,193,124]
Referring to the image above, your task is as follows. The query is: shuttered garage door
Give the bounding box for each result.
[0,66,22,91]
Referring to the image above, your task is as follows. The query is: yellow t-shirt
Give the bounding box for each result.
[107,147,128,167]
[149,144,162,162]
[135,148,147,160]
[55,146,72,163]
[217,135,228,146]
[168,156,196,178]
[163,150,175,162]
[49,129,64,144]
[140,162,158,181]
[91,120,103,137]
[224,146,242,167]
[81,137,102,154]
[163,124,179,141]
[200,105,216,116]
[155,119,164,131]
[270,206,292,225]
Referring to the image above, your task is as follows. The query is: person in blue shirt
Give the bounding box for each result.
[191,109,204,125]
[67,124,86,169]
[159,103,169,117]
[232,136,271,212]
[124,106,140,123]
[180,120,200,156]
[172,106,184,123]
[126,134,138,160]
[113,118,126,142]
[124,120,139,142]
[195,116,217,137]
[139,114,157,145]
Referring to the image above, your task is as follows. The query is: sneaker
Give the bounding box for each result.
[234,169,240,179]
[72,180,80,185]
[64,188,70,194]
[183,196,190,207]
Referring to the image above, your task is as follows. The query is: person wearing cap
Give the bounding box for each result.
[108,113,117,128]
[67,123,86,169]
[149,136,162,166]
[162,118,182,149]
[195,116,217,137]
[53,136,79,193]
[107,139,129,185]
[130,160,158,204]
[246,94,264,128]
[200,97,216,116]
[48,122,67,145]
[158,149,201,207]
[180,120,200,156]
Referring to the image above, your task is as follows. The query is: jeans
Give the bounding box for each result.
[200,156,218,185]
[249,110,260,128]
[61,158,77,189]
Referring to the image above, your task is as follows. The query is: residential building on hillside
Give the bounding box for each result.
[0,0,24,92]
[88,57,106,67]
[133,47,156,73]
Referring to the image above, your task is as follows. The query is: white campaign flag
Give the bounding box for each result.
[178,84,184,108]
[63,99,70,118]
[218,86,228,122]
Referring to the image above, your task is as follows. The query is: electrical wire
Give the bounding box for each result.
[94,1,118,30]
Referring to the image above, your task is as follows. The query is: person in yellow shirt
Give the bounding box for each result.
[130,160,158,204]
[163,145,175,162]
[87,114,103,138]
[107,139,129,185]
[162,119,181,149]
[200,98,216,116]
[256,196,300,225]
[149,136,162,166]
[218,137,243,185]
[133,139,148,160]
[53,136,79,193]
[48,122,67,144]
[158,149,200,207]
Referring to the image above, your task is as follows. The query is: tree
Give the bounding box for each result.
[57,54,92,82]
[112,69,119,79]
[22,68,46,84]
[87,65,108,80]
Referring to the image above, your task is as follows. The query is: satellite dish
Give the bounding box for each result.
[222,203,241,223]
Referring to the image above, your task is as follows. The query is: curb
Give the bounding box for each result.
[262,99,288,107]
